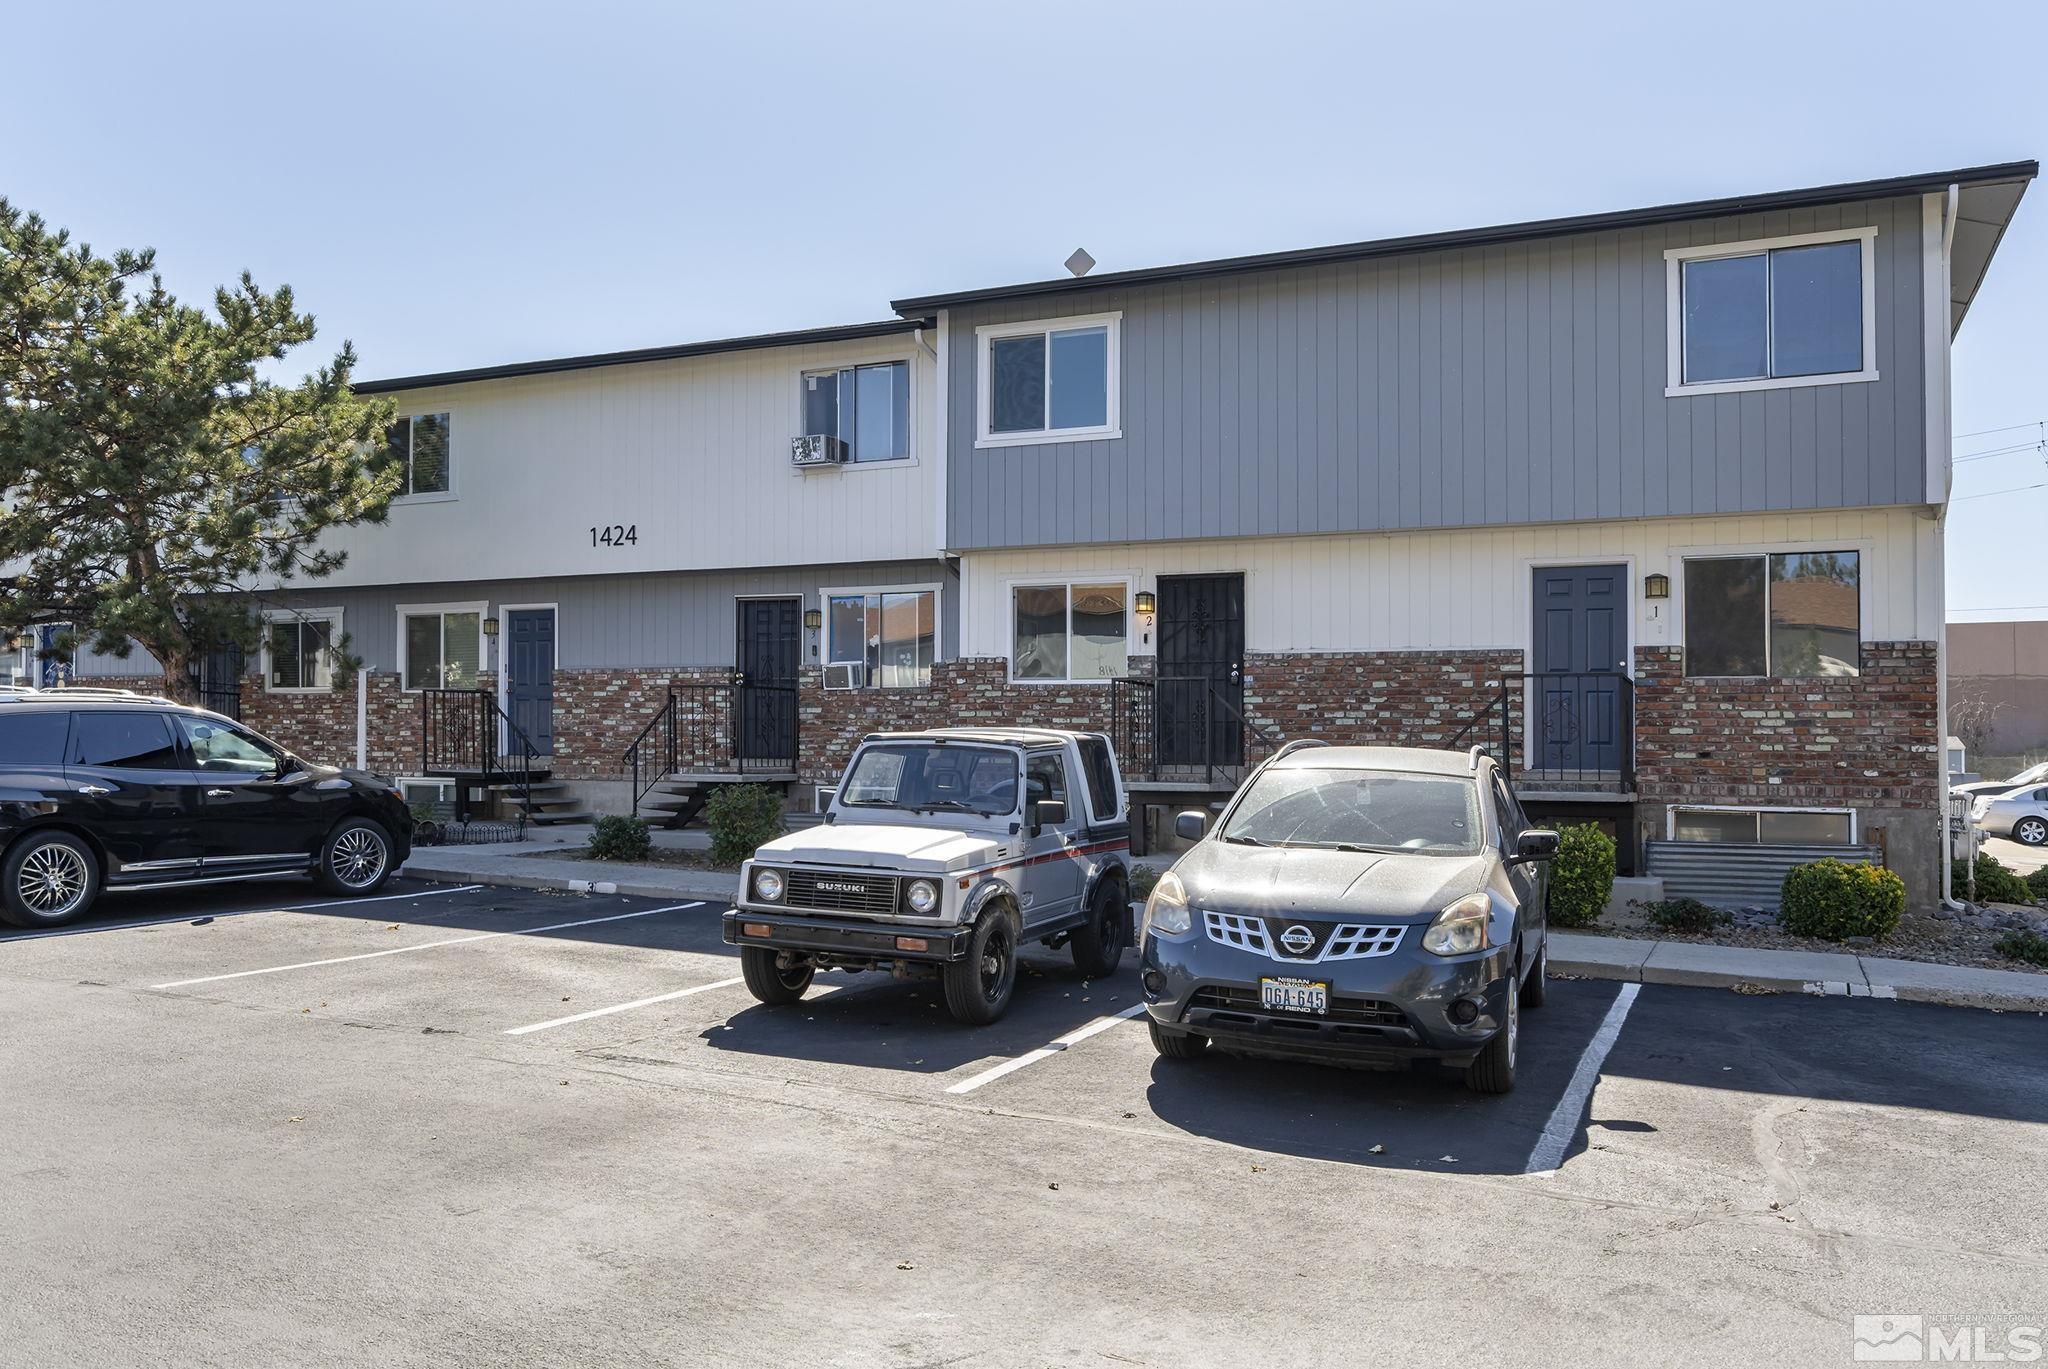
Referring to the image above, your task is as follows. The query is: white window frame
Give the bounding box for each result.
[1675,544,1866,680]
[395,601,488,693]
[794,353,918,468]
[1005,577,1133,685]
[260,607,343,694]
[1666,804,1858,844]
[974,311,1122,449]
[819,583,943,690]
[389,411,456,502]
[1664,227,1879,397]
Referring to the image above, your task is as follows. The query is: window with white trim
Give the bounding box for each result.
[400,608,481,690]
[1668,230,1874,392]
[1672,806,1853,845]
[977,313,1120,446]
[387,413,451,495]
[264,612,340,692]
[824,589,936,688]
[1682,552,1860,679]
[1011,582,1128,682]
[802,361,910,463]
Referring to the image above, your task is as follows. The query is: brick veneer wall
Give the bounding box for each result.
[1241,650,1525,751]
[550,666,737,780]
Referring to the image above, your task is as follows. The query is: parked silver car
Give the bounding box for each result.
[1973,785,2048,846]
[1955,760,2048,803]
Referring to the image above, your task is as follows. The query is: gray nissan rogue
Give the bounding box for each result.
[1139,741,1556,1094]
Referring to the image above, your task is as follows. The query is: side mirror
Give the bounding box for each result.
[1174,810,1208,842]
[1513,829,1561,863]
[1030,798,1067,832]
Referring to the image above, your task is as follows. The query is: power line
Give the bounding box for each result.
[1954,439,2046,465]
[1954,419,2047,442]
[1952,604,2048,613]
[1953,480,2048,501]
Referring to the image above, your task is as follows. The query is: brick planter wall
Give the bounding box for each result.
[1633,641,1942,906]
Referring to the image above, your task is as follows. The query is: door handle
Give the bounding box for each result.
[207,788,234,797]
[76,784,112,796]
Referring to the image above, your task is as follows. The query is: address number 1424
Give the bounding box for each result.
[590,524,638,547]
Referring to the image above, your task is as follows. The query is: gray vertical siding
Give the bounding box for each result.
[75,561,959,677]
[945,195,1929,550]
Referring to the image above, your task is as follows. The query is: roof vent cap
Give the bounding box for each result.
[1064,248,1095,278]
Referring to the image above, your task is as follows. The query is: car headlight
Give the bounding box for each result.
[1142,870,1191,937]
[1422,891,1493,956]
[906,879,939,914]
[752,868,784,902]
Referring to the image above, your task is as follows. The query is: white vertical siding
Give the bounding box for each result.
[958,507,1939,659]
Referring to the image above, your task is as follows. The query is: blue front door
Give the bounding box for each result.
[1530,565,1627,775]
[506,610,555,754]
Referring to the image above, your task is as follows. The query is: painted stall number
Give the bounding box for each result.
[590,524,639,547]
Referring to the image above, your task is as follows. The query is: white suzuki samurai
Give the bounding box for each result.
[722,728,1134,1024]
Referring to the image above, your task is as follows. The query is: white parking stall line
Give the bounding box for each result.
[0,884,487,946]
[505,977,746,1035]
[150,901,706,990]
[1524,981,1641,1176]
[945,1004,1149,1095]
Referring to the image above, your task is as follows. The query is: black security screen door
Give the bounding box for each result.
[1530,564,1627,774]
[736,598,799,766]
[1156,574,1245,768]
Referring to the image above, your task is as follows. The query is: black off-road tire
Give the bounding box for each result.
[2,831,101,928]
[1148,1020,1208,1059]
[740,945,814,1005]
[314,817,395,896]
[1069,877,1128,978]
[942,907,1019,1025]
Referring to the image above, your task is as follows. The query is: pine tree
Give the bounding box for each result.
[0,198,398,700]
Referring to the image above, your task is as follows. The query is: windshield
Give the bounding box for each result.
[1220,767,1482,855]
[839,744,1020,816]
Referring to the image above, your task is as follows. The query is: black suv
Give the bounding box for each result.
[0,689,412,928]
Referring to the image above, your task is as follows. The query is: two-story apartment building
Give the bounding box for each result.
[40,160,2032,907]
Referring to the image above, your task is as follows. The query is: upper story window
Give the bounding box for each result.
[803,361,910,463]
[1665,229,1876,397]
[1682,551,1860,679]
[387,413,452,496]
[1011,581,1128,682]
[399,604,483,691]
[975,312,1121,448]
[824,588,936,689]
[263,610,340,692]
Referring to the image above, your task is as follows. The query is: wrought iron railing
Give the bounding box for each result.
[420,688,543,818]
[1110,674,1283,786]
[623,680,800,810]
[1431,672,1635,793]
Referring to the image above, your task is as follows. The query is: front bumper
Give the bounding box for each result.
[723,908,973,963]
[1140,926,1514,1068]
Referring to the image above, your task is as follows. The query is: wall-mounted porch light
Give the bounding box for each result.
[1134,590,1156,617]
[1644,573,1670,600]
[481,615,501,637]
[803,608,823,632]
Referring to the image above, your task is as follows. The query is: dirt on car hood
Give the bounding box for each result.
[1171,842,1492,922]
[753,822,1012,874]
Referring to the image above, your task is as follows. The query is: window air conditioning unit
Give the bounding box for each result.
[791,434,849,467]
[823,662,861,691]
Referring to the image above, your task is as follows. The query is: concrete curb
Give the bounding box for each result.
[1552,931,2048,1014]
[402,858,736,908]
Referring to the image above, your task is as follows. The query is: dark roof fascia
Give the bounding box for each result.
[352,317,934,395]
[889,161,2040,314]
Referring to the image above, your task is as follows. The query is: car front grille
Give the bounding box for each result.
[782,869,902,916]
[1200,910,1405,962]
[1187,985,1411,1029]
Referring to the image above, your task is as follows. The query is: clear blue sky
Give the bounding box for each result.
[5,0,2042,617]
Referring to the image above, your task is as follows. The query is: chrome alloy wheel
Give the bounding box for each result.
[18,842,90,919]
[331,827,389,889]
[1505,968,1520,1066]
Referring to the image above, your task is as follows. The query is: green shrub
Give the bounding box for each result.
[1640,896,1730,934]
[587,815,652,862]
[705,784,786,866]
[1952,852,2032,905]
[1994,929,2048,968]
[1128,865,1162,903]
[2026,868,2048,904]
[1547,824,1616,929]
[1778,859,1905,941]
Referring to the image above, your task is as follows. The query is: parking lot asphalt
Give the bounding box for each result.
[5,878,2046,1367]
